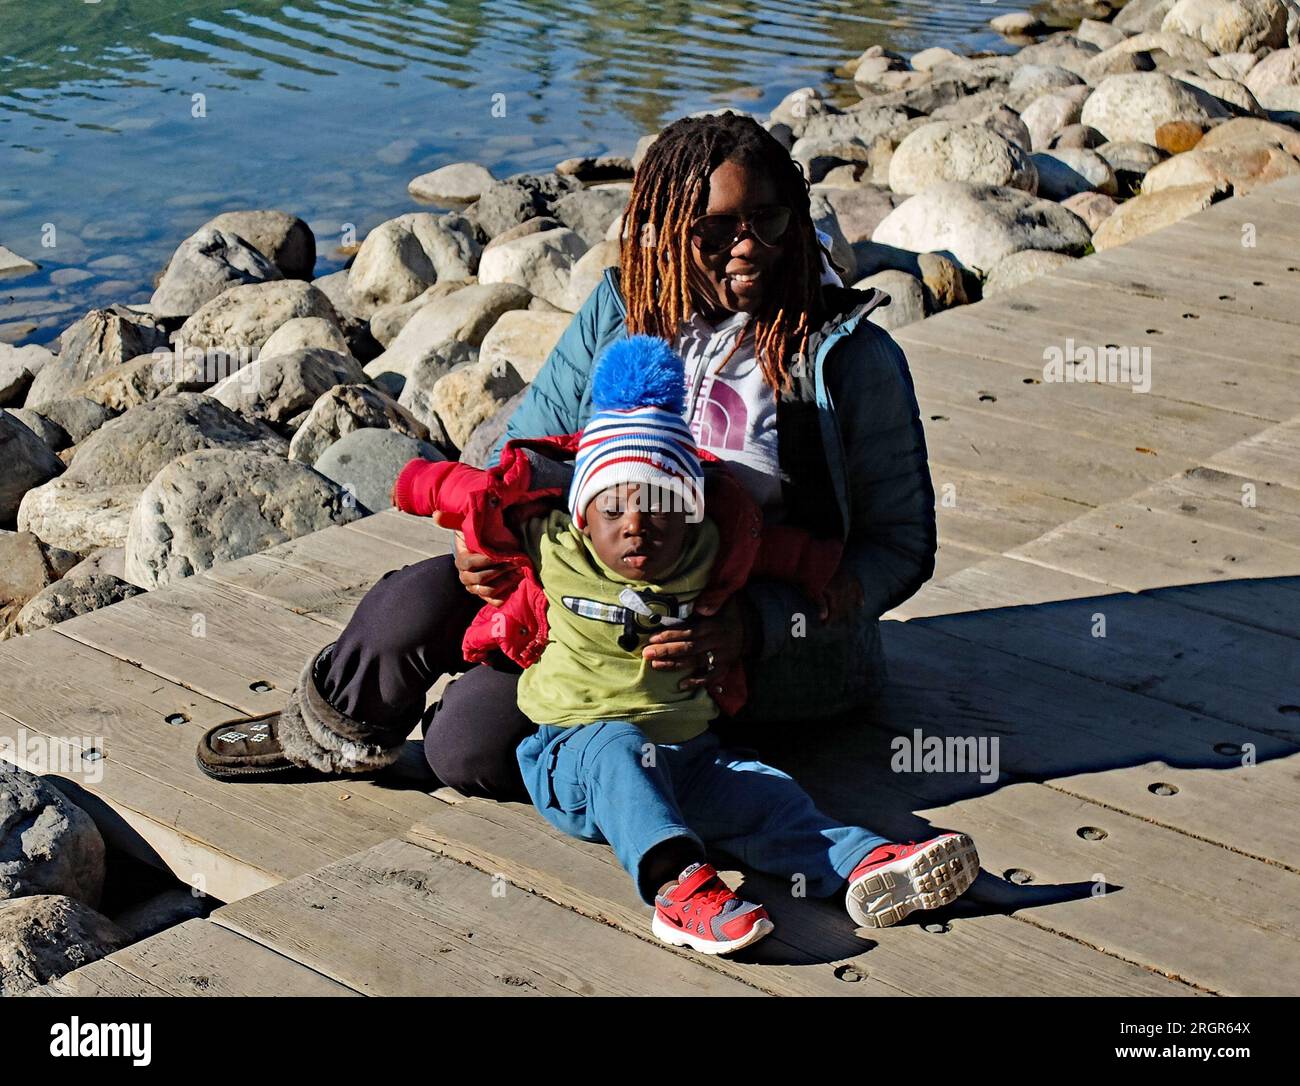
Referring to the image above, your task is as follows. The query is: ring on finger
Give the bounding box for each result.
[705,650,716,672]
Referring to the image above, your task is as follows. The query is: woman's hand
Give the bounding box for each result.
[432,511,519,607]
[642,595,754,691]
[817,567,865,625]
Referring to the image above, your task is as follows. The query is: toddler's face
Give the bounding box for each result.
[582,482,689,582]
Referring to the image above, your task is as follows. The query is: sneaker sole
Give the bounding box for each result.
[845,833,979,929]
[651,912,775,956]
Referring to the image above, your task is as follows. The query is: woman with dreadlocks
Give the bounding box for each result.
[195,111,936,794]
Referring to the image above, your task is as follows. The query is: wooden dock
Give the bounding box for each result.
[8,175,1300,997]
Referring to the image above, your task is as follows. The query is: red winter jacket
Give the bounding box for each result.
[392,434,843,715]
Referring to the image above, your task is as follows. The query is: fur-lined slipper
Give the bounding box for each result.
[195,713,315,782]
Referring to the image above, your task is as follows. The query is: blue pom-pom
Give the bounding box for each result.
[590,335,686,413]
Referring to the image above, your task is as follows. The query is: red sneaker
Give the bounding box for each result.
[652,862,774,955]
[845,833,979,928]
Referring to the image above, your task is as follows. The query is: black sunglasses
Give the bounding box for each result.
[687,206,792,255]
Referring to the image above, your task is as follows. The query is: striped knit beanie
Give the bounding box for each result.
[569,335,704,530]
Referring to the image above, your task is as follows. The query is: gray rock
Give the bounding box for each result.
[1093,181,1225,249]
[1115,0,1178,33]
[208,347,369,428]
[176,280,340,357]
[26,308,168,410]
[1031,148,1119,198]
[872,181,1092,274]
[0,343,53,406]
[61,545,132,585]
[477,227,588,311]
[466,172,583,239]
[259,316,351,359]
[399,211,482,281]
[460,387,529,469]
[111,888,212,943]
[812,184,905,245]
[395,339,479,435]
[1010,64,1086,95]
[807,191,858,280]
[1049,123,1107,149]
[1080,72,1231,144]
[1020,87,1094,151]
[149,227,282,319]
[0,765,106,905]
[16,479,145,554]
[430,358,527,449]
[1140,140,1300,194]
[1173,73,1267,117]
[1060,190,1121,230]
[1244,44,1300,95]
[983,249,1078,295]
[7,573,144,637]
[124,449,365,587]
[852,270,927,329]
[888,121,1038,195]
[0,410,64,522]
[1207,52,1262,82]
[0,895,126,996]
[553,188,631,247]
[370,281,472,347]
[73,350,215,414]
[28,397,115,445]
[368,283,531,385]
[484,216,563,252]
[1096,139,1170,189]
[564,239,621,313]
[795,106,915,148]
[313,427,446,514]
[1162,0,1290,54]
[1075,17,1133,50]
[6,408,67,451]
[62,392,286,488]
[478,309,573,385]
[346,219,436,318]
[408,161,496,203]
[202,209,316,279]
[288,383,431,464]
[984,104,1034,151]
[0,529,79,628]
[1013,36,1102,79]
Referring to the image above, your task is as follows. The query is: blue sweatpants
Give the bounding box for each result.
[516,721,890,905]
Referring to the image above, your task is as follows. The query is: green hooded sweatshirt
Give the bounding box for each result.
[515,508,720,743]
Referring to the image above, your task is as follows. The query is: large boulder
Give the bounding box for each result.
[871,181,1092,274]
[477,227,588,311]
[16,479,145,554]
[0,765,106,905]
[345,219,436,317]
[366,283,531,386]
[563,239,621,312]
[408,161,496,203]
[853,270,927,329]
[0,343,53,406]
[459,387,529,469]
[429,359,527,449]
[30,397,116,446]
[60,392,286,488]
[478,309,572,384]
[887,121,1038,195]
[1198,115,1300,155]
[25,308,168,410]
[1080,72,1231,144]
[1092,181,1225,249]
[259,315,350,359]
[73,350,214,414]
[1,411,64,522]
[288,383,430,463]
[202,209,316,279]
[465,172,583,239]
[1161,0,1290,54]
[1116,0,1178,32]
[1061,190,1121,230]
[1097,139,1171,189]
[312,428,446,514]
[1020,87,1094,151]
[983,249,1078,295]
[552,188,630,247]
[5,573,143,638]
[124,449,365,587]
[1031,148,1119,198]
[0,895,126,996]
[149,227,282,319]
[8,409,67,452]
[208,348,368,428]
[370,280,472,348]
[0,529,79,629]
[1141,140,1300,193]
[175,280,340,357]
[1244,45,1300,95]
[394,340,479,436]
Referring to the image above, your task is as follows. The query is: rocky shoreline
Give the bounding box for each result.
[3,0,1300,992]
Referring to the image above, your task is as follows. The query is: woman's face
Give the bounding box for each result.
[688,159,787,316]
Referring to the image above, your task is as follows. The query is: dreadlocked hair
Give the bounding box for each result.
[618,111,827,397]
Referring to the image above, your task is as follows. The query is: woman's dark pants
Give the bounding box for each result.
[316,554,538,801]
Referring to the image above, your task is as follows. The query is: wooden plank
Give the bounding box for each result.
[1009,503,1300,592]
[886,555,1121,621]
[0,633,441,902]
[1205,417,1300,490]
[907,590,1300,743]
[43,920,358,997]
[54,575,337,713]
[929,462,1090,556]
[211,837,763,996]
[342,508,453,557]
[875,619,1300,860]
[202,523,433,628]
[1147,578,1300,640]
[407,798,1189,996]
